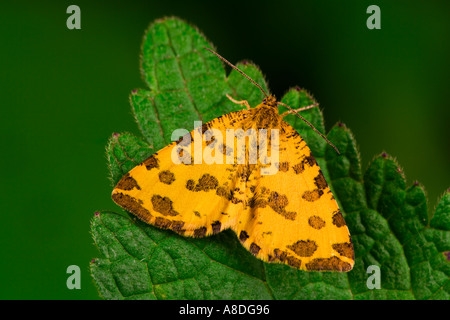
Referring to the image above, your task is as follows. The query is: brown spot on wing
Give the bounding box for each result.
[171,220,185,232]
[217,185,243,205]
[268,191,297,220]
[292,162,306,174]
[305,256,352,272]
[186,174,219,192]
[268,191,288,211]
[177,149,193,165]
[286,256,302,268]
[239,230,249,242]
[201,122,210,134]
[205,174,218,188]
[248,189,296,220]
[205,135,216,147]
[332,242,354,259]
[186,179,195,191]
[159,170,175,185]
[216,185,232,200]
[194,227,207,237]
[332,210,346,227]
[112,193,153,222]
[292,153,318,174]
[302,189,323,202]
[218,143,232,156]
[151,195,179,216]
[211,221,221,234]
[287,240,318,257]
[231,197,243,205]
[273,249,288,262]
[308,215,326,230]
[314,171,328,190]
[271,248,304,268]
[175,132,193,146]
[116,173,141,191]
[250,242,261,255]
[154,219,185,235]
[248,197,268,209]
[279,162,290,172]
[283,211,297,220]
[144,155,159,170]
[305,155,317,167]
[154,217,172,229]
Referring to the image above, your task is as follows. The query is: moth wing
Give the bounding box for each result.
[235,121,354,271]
[112,110,250,237]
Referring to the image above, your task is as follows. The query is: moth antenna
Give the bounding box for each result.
[278,101,340,154]
[204,47,269,99]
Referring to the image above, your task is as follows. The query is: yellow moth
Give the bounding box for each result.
[112,48,354,272]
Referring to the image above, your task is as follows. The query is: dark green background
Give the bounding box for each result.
[0,0,448,299]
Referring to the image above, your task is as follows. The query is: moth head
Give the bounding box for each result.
[203,47,340,154]
[262,94,278,108]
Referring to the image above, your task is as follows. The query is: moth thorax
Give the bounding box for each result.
[252,104,281,129]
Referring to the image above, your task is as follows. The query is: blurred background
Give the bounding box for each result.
[0,0,448,299]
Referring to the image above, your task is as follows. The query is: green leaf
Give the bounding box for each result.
[91,17,449,300]
[106,132,154,186]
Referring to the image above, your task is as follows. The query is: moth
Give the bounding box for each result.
[112,48,354,272]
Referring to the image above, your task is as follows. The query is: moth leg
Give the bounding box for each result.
[280,102,318,117]
[226,94,251,110]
